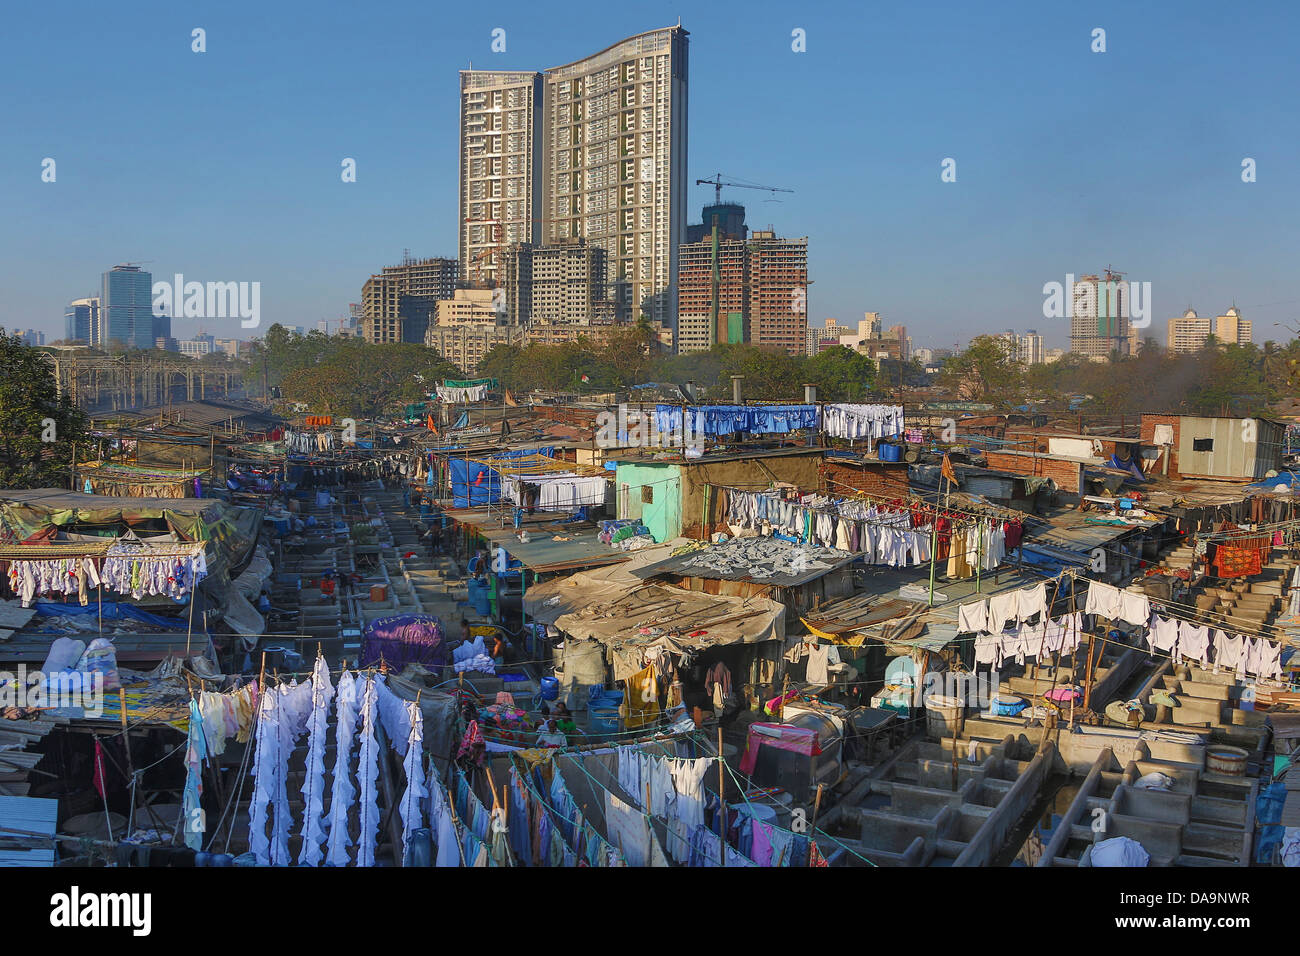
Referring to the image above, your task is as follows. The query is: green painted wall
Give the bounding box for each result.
[613,461,681,543]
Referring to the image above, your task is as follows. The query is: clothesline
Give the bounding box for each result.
[710,482,1026,530]
[687,728,878,868]
[820,475,1034,523]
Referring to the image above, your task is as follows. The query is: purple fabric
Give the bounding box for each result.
[360,614,446,668]
[752,820,774,867]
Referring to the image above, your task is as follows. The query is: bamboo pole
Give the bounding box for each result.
[808,783,825,865]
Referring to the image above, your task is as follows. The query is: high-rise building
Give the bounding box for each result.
[528,240,612,325]
[674,213,807,355]
[1215,307,1252,346]
[685,203,747,243]
[676,233,747,354]
[747,231,808,355]
[65,296,98,344]
[541,26,689,330]
[1000,329,1045,365]
[10,329,46,347]
[1069,273,1129,359]
[803,323,821,356]
[888,324,910,361]
[179,333,215,357]
[361,256,457,344]
[1167,306,1252,353]
[1167,308,1210,353]
[425,288,524,375]
[101,265,155,350]
[459,71,544,285]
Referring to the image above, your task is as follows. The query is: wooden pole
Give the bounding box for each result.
[808,783,825,865]
[119,687,137,834]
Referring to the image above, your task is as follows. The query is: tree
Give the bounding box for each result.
[280,341,462,418]
[939,335,1024,405]
[0,331,90,488]
[807,346,877,401]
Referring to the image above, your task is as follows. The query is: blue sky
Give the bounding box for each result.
[3,0,1299,349]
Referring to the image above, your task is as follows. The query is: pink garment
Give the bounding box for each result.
[739,723,819,775]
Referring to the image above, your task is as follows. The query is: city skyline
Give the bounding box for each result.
[5,0,1300,350]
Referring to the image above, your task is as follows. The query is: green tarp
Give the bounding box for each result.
[441,378,498,390]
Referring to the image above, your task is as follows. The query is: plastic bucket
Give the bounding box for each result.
[879,443,902,462]
[540,676,560,701]
[925,694,965,738]
[588,707,621,736]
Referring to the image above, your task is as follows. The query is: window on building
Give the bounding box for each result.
[641,486,654,504]
[1193,438,1214,452]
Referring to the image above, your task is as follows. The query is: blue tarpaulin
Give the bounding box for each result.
[31,601,189,630]
[1256,780,1287,864]
[447,447,557,506]
[1248,471,1300,491]
[449,459,500,507]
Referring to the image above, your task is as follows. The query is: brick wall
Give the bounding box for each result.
[983,452,1082,492]
[821,459,912,497]
[1139,413,1182,478]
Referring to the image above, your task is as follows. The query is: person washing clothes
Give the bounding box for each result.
[552,703,579,737]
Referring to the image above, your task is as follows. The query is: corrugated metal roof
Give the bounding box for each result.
[0,796,58,866]
[1028,513,1162,554]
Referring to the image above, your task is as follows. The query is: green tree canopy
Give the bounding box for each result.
[0,332,90,488]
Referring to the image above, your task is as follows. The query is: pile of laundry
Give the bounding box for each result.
[452,635,496,675]
[676,536,845,580]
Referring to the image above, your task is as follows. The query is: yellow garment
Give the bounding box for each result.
[514,748,557,769]
[234,684,257,743]
[947,528,974,579]
[621,664,660,730]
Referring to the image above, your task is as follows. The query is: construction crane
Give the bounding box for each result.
[694,173,793,205]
